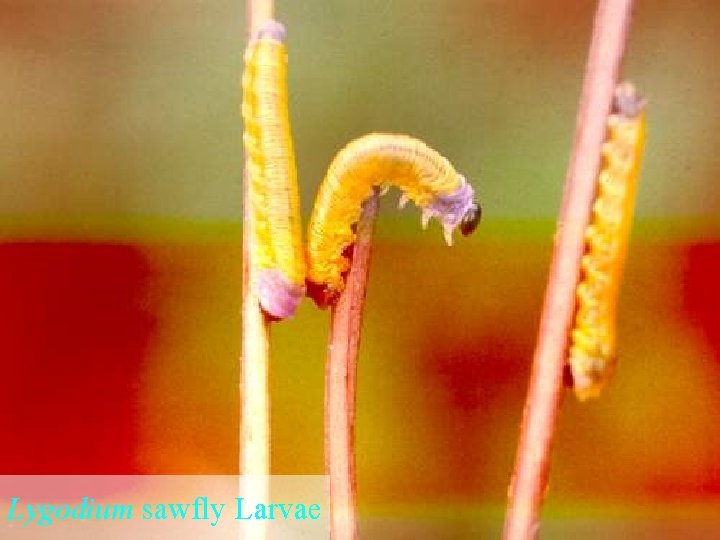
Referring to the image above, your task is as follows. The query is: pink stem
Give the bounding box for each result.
[325,193,379,540]
[503,1,635,538]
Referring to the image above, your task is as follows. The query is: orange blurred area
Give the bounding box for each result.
[1,234,718,506]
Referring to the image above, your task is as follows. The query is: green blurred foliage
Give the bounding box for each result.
[2,0,719,227]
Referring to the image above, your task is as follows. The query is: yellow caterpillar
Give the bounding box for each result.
[306,133,481,307]
[567,82,647,400]
[241,20,305,319]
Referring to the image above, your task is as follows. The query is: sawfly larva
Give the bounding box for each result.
[242,20,305,319]
[566,82,647,401]
[306,133,481,307]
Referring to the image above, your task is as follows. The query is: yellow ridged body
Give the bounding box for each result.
[569,90,646,401]
[241,25,305,317]
[306,133,464,294]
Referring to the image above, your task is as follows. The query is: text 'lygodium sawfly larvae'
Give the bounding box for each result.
[567,82,647,401]
[242,20,305,319]
[306,133,481,307]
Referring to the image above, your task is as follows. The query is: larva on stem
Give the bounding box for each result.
[242,20,305,319]
[306,133,481,307]
[566,82,647,401]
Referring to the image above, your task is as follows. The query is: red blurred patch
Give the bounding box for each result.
[430,338,530,414]
[683,242,720,364]
[0,242,153,473]
[682,242,720,494]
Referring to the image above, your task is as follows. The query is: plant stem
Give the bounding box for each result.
[503,1,635,538]
[241,2,274,540]
[326,193,380,540]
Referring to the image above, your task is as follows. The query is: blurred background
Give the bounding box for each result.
[1,1,719,537]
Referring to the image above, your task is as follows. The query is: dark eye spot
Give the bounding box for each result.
[459,201,482,236]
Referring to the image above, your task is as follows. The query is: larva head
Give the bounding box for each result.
[459,201,482,236]
[422,177,480,245]
[612,82,646,119]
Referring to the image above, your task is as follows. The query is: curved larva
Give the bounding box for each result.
[306,133,481,307]
[567,82,647,401]
[242,20,305,319]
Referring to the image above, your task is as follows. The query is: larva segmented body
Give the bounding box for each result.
[306,133,481,307]
[567,82,647,401]
[242,20,305,319]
